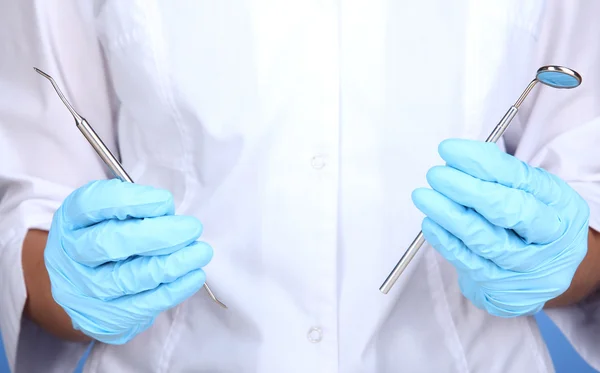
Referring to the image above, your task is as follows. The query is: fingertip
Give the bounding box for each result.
[176,269,207,295]
[131,268,207,313]
[177,215,204,239]
[137,186,175,216]
[421,217,443,246]
[189,241,214,267]
[82,179,118,193]
[199,241,214,261]
[169,268,206,296]
[64,179,111,211]
[113,181,174,207]
[421,217,460,257]
[156,189,176,214]
[189,268,207,284]
[411,187,428,202]
[437,138,463,159]
[425,165,447,187]
[421,216,436,232]
[421,219,465,267]
[438,138,494,164]
[411,187,436,211]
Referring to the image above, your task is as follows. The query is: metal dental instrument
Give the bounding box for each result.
[34,67,228,309]
[379,65,582,295]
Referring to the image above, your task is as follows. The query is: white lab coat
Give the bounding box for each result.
[1,1,599,372]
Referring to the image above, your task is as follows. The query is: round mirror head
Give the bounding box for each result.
[536,65,582,89]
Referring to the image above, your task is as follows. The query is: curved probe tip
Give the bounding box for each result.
[33,67,83,123]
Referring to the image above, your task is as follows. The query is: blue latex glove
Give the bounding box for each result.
[44,179,213,344]
[412,139,589,317]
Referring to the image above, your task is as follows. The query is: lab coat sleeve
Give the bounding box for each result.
[504,1,600,370]
[0,2,117,372]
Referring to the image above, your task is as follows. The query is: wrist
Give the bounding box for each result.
[21,229,91,342]
[545,228,600,308]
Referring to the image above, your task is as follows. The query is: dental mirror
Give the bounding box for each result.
[536,65,582,89]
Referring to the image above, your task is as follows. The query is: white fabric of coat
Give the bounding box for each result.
[1,1,600,372]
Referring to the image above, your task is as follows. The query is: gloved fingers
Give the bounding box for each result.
[425,165,563,244]
[412,187,552,271]
[64,215,204,266]
[421,217,500,282]
[64,298,156,345]
[82,241,213,300]
[62,179,176,229]
[413,188,521,263]
[113,268,206,314]
[412,187,503,248]
[63,267,206,344]
[437,139,564,206]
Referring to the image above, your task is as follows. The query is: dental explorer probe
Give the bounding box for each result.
[379,65,583,295]
[34,67,228,309]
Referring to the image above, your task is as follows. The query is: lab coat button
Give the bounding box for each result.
[311,155,326,169]
[307,327,323,343]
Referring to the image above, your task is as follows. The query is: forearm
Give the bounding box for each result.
[545,228,600,308]
[21,229,91,342]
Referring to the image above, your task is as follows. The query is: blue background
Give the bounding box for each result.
[0,312,598,372]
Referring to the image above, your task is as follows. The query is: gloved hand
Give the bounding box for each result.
[412,139,589,317]
[44,179,213,344]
